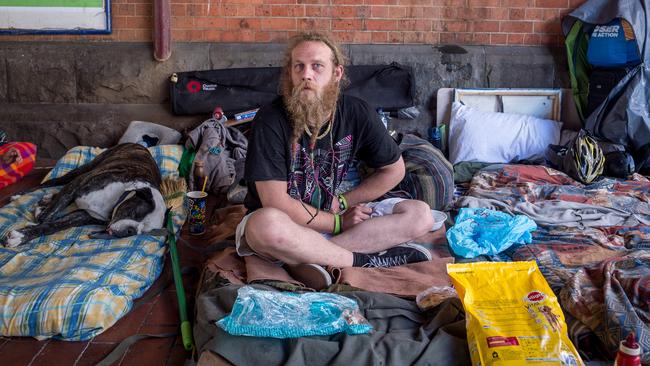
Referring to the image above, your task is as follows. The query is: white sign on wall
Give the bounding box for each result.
[0,0,111,34]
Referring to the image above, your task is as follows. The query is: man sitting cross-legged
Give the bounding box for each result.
[238,32,435,289]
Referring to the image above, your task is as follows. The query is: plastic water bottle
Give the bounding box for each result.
[377,108,390,129]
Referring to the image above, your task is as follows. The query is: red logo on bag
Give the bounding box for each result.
[186,80,201,93]
[526,291,545,302]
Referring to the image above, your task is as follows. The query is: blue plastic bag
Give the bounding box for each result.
[216,286,373,338]
[447,208,537,258]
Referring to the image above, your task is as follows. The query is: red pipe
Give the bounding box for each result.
[154,0,171,61]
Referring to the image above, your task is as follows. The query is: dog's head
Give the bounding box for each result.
[107,186,166,238]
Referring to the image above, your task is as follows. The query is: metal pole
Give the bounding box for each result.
[153,0,171,61]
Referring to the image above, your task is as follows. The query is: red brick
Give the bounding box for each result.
[440,0,466,5]
[543,8,560,21]
[264,0,297,3]
[306,5,331,17]
[112,16,129,29]
[535,0,567,7]
[501,0,533,6]
[371,5,389,17]
[388,31,405,42]
[135,4,150,16]
[172,16,194,28]
[171,4,186,16]
[490,33,507,44]
[298,18,331,30]
[222,3,238,16]
[489,7,509,20]
[534,21,561,33]
[333,19,363,30]
[221,31,241,42]
[298,0,329,3]
[509,8,525,20]
[332,31,354,43]
[332,5,356,18]
[398,0,434,5]
[472,33,490,44]
[195,17,226,29]
[399,19,432,31]
[126,16,152,28]
[468,0,498,5]
[441,6,455,18]
[228,18,262,30]
[237,4,257,16]
[524,8,544,20]
[187,4,206,16]
[354,31,373,43]
[365,19,397,31]
[255,31,272,42]
[471,21,499,32]
[364,0,398,4]
[442,20,467,32]
[204,29,223,41]
[404,31,427,43]
[440,32,457,43]
[500,21,533,33]
[332,0,358,4]
[271,5,305,16]
[255,5,271,16]
[425,32,440,44]
[261,18,297,30]
[524,33,542,44]
[116,4,136,16]
[507,33,525,44]
[569,0,586,7]
[371,31,389,42]
[120,337,176,366]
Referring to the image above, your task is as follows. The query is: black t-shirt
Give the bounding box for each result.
[244,94,400,212]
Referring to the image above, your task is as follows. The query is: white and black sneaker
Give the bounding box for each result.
[360,243,432,268]
[286,263,333,290]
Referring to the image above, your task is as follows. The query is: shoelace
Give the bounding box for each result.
[363,254,408,268]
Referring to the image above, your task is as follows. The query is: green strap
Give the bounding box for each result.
[95,333,177,366]
[178,147,197,179]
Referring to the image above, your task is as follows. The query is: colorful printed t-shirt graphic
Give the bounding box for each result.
[244,95,400,212]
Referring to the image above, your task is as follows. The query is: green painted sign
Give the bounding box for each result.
[0,0,102,7]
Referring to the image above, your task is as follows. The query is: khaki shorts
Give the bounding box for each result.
[235,198,407,260]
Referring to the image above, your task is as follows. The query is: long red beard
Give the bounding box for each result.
[283,79,340,149]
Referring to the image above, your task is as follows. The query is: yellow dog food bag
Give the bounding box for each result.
[447,261,583,366]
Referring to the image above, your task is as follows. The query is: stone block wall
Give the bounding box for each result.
[0,42,569,158]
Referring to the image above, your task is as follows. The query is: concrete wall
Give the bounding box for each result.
[0,42,569,158]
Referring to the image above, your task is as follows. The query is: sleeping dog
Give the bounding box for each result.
[3,143,166,247]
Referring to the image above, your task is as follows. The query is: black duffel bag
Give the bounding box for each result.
[170,63,414,116]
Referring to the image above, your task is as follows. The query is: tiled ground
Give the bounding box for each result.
[0,163,219,366]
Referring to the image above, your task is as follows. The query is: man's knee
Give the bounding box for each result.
[245,208,292,253]
[395,199,435,237]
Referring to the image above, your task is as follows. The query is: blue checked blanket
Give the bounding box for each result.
[0,145,185,341]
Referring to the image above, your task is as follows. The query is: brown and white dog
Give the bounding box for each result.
[3,143,166,247]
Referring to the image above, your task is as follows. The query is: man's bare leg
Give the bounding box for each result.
[245,208,354,267]
[331,199,433,252]
[243,199,433,266]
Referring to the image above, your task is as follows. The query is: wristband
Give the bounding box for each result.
[337,194,348,212]
[333,214,342,235]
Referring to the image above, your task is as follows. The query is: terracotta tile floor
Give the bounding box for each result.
[0,164,219,366]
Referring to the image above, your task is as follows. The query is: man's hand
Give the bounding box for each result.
[340,204,372,231]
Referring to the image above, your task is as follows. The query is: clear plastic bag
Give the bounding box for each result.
[416,285,458,310]
[216,286,372,338]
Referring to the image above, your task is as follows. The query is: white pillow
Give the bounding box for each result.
[448,102,562,164]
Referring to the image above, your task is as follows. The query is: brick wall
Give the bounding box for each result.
[0,0,586,45]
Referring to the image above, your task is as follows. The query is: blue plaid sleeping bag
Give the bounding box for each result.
[0,145,185,340]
